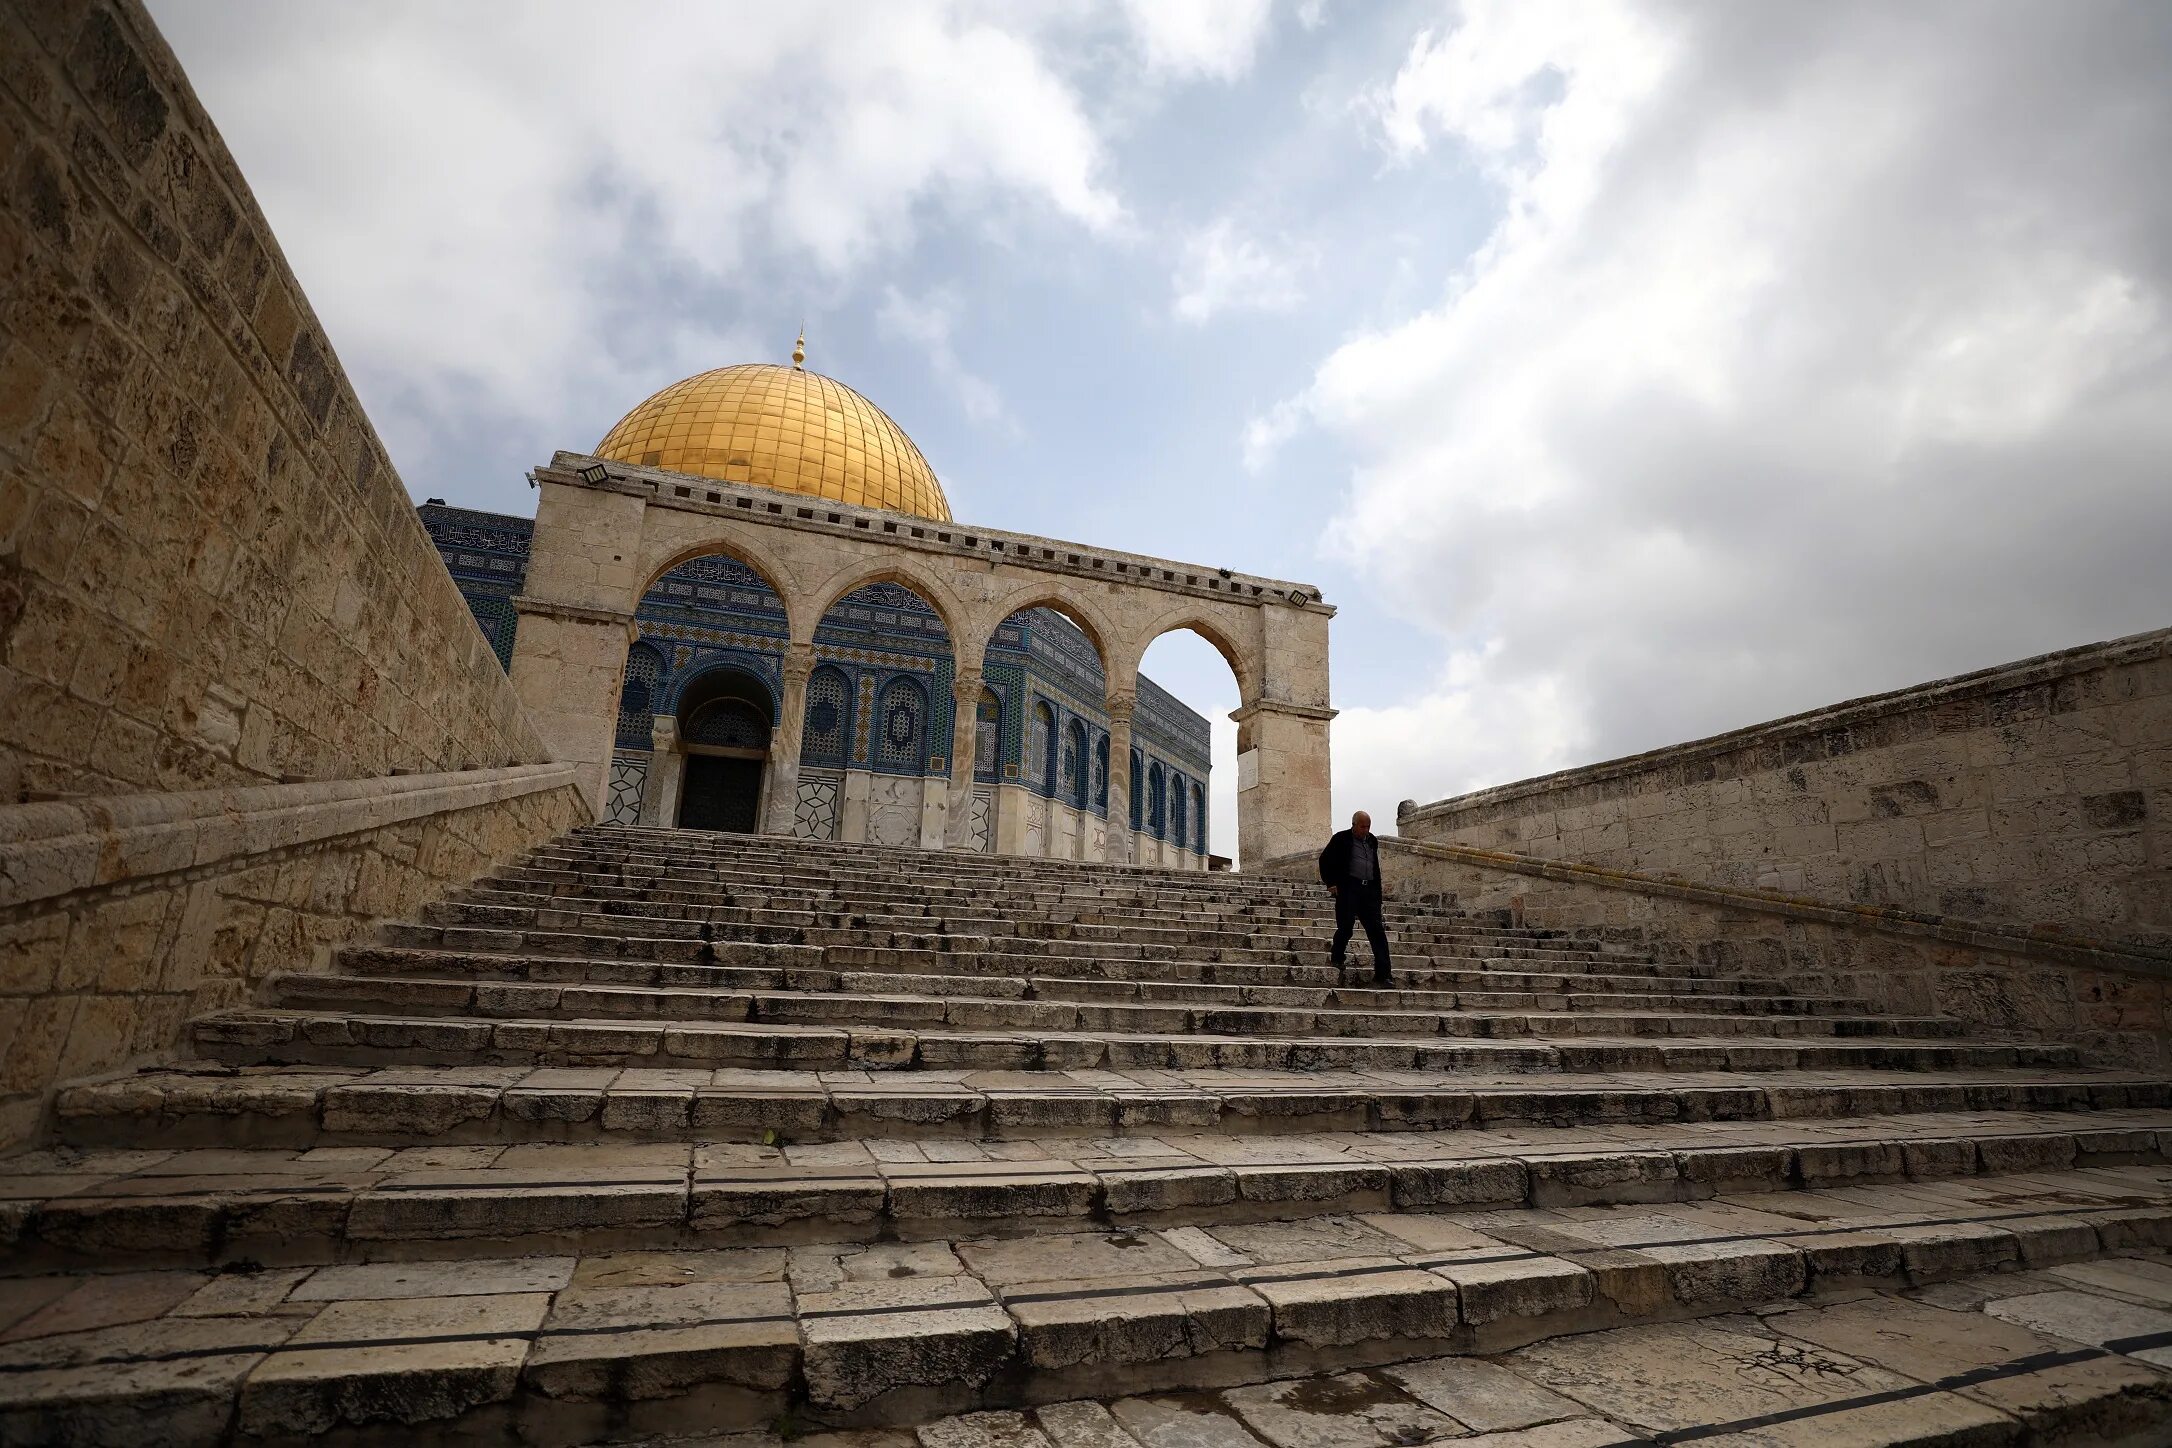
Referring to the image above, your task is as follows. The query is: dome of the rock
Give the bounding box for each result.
[594,361,950,520]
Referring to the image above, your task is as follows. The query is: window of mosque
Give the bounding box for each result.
[1171,772,1188,845]
[1129,748,1144,829]
[974,690,1001,782]
[876,677,927,770]
[801,667,850,767]
[1192,782,1206,850]
[616,644,664,749]
[1148,763,1166,836]
[1029,701,1055,788]
[1060,721,1084,806]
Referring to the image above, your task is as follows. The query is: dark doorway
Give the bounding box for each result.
[679,755,764,832]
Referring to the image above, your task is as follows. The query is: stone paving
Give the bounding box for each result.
[3,825,2170,1444]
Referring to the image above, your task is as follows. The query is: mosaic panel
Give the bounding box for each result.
[795,769,841,841]
[604,754,648,827]
[968,786,993,853]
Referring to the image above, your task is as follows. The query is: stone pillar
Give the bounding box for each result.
[942,669,982,849]
[1233,600,1335,868]
[641,717,681,827]
[1231,698,1335,867]
[762,644,817,835]
[508,597,638,818]
[1104,692,1135,866]
[840,769,872,843]
[994,783,1029,855]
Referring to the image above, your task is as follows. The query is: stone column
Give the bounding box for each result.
[508,597,638,818]
[761,643,817,835]
[1231,698,1336,867]
[942,669,982,849]
[641,716,682,827]
[1103,691,1135,866]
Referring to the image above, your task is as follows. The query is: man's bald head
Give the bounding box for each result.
[1351,811,1371,835]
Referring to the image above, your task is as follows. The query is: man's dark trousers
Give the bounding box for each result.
[1331,881,1391,983]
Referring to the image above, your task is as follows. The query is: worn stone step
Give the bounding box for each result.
[11,1117,2172,1269]
[53,1061,2166,1150]
[349,934,1802,999]
[3,1162,2170,1443]
[266,975,1951,1046]
[329,943,1841,1011]
[187,1009,2071,1077]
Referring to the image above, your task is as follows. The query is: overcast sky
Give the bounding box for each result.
[152,0,2172,858]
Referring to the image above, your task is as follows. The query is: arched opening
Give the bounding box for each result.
[803,578,955,850]
[982,602,1112,861]
[671,665,774,832]
[1136,623,1243,870]
[605,548,794,831]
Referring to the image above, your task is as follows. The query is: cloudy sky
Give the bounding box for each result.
[152,0,2172,858]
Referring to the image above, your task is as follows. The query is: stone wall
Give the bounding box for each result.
[0,0,586,1147]
[1263,837,2172,1070]
[1400,630,2171,950]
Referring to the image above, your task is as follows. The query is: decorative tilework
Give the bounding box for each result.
[795,769,841,841]
[604,754,648,826]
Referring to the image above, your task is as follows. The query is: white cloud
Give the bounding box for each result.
[1332,646,1588,832]
[877,287,1013,431]
[1122,0,1276,81]
[1260,0,2172,800]
[149,1,1123,453]
[1173,219,1307,323]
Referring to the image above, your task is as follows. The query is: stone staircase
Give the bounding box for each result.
[4,824,2171,1444]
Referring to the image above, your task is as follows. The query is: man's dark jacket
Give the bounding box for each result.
[1317,830,1382,891]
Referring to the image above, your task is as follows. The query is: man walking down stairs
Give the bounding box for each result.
[3,825,2171,1445]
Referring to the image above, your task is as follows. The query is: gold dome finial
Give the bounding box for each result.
[791,326,806,370]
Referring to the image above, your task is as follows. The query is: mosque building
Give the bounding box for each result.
[422,346,1217,867]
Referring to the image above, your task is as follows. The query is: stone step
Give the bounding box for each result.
[452,885,1638,949]
[3,1160,2169,1443]
[315,948,1878,1015]
[356,929,1753,993]
[899,1264,2172,1448]
[267,974,1960,1044]
[12,1116,2171,1268]
[435,893,1636,963]
[187,1009,2072,1077]
[54,1062,2164,1150]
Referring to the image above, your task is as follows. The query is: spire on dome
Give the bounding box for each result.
[792,326,806,370]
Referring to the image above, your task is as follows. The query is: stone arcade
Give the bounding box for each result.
[3,3,2171,1445]
[422,356,1235,868]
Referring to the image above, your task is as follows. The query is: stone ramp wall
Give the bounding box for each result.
[1262,838,2172,1069]
[0,0,585,1146]
[1399,630,2171,952]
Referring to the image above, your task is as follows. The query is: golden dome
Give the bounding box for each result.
[595,362,951,520]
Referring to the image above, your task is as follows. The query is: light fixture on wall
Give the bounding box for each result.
[579,463,610,484]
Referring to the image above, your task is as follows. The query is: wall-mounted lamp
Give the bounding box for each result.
[578,463,610,484]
